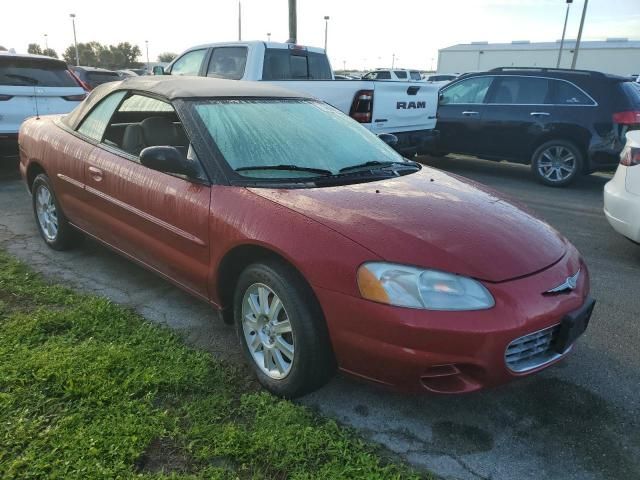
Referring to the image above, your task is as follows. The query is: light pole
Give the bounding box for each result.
[145,40,150,74]
[571,0,589,69]
[238,1,242,41]
[391,53,396,69]
[44,33,48,50]
[267,32,271,42]
[324,16,330,51]
[69,14,79,66]
[287,0,297,44]
[556,0,573,68]
[343,59,346,71]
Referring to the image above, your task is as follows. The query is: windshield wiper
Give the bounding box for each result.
[339,160,419,173]
[236,164,332,176]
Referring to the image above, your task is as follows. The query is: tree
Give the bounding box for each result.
[28,43,43,55]
[158,52,177,63]
[62,41,142,69]
[42,48,58,59]
[0,46,7,51]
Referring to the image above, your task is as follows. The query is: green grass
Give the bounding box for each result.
[0,251,426,479]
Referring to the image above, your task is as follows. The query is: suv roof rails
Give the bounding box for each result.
[489,67,606,77]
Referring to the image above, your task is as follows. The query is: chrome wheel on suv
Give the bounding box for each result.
[531,140,583,187]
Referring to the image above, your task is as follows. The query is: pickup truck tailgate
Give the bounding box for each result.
[370,82,439,134]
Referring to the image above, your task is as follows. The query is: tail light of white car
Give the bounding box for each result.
[620,145,640,167]
[350,90,373,123]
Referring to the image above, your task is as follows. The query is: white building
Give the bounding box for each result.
[437,38,640,77]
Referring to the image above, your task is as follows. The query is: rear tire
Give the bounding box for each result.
[234,259,336,398]
[32,174,80,250]
[531,140,583,187]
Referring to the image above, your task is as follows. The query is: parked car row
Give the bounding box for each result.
[9,35,640,400]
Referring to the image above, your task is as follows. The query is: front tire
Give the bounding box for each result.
[531,140,583,187]
[32,174,79,250]
[234,260,335,398]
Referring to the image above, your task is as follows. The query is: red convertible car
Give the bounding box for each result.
[19,76,594,397]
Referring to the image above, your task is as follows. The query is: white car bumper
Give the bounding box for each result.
[604,166,640,243]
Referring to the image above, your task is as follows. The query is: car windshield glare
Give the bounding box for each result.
[190,99,405,180]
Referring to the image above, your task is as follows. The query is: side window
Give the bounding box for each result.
[441,76,493,105]
[206,47,247,80]
[394,70,408,79]
[377,71,391,80]
[362,72,376,80]
[169,49,207,76]
[77,91,127,141]
[410,71,422,81]
[489,77,550,104]
[552,80,594,105]
[102,94,206,179]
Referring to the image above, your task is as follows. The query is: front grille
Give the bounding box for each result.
[505,324,565,373]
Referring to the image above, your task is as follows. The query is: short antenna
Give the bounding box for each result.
[33,83,40,120]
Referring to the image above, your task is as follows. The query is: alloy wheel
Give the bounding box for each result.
[35,184,59,241]
[241,283,295,379]
[537,145,576,183]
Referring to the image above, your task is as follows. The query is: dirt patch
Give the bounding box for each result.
[134,437,196,474]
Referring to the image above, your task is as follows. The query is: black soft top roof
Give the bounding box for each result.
[63,75,311,129]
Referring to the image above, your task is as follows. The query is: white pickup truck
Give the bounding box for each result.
[154,41,439,155]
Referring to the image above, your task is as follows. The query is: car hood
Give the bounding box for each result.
[248,168,567,283]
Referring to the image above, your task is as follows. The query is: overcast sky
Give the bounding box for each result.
[3,0,639,70]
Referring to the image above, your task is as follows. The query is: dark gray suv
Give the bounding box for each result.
[433,67,640,186]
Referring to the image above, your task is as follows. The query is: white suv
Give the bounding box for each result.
[362,69,422,81]
[1,53,86,157]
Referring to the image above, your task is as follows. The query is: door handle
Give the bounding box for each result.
[462,111,479,117]
[530,112,551,117]
[88,166,103,182]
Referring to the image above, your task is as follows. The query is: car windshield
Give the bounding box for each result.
[191,99,409,181]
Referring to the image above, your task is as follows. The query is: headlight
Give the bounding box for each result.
[357,262,495,311]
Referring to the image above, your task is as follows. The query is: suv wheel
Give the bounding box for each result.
[531,140,583,187]
[234,260,335,398]
[32,174,80,250]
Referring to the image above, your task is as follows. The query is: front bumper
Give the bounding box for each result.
[315,249,590,394]
[390,129,439,156]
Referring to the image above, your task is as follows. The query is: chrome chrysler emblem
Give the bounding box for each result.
[546,269,580,294]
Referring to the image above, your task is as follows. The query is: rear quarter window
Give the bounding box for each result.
[551,80,595,105]
[0,57,77,87]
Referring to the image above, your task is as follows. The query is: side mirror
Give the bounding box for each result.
[140,146,194,176]
[438,93,446,105]
[378,133,398,147]
[152,66,165,75]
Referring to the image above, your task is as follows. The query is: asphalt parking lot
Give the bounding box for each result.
[1,155,639,480]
